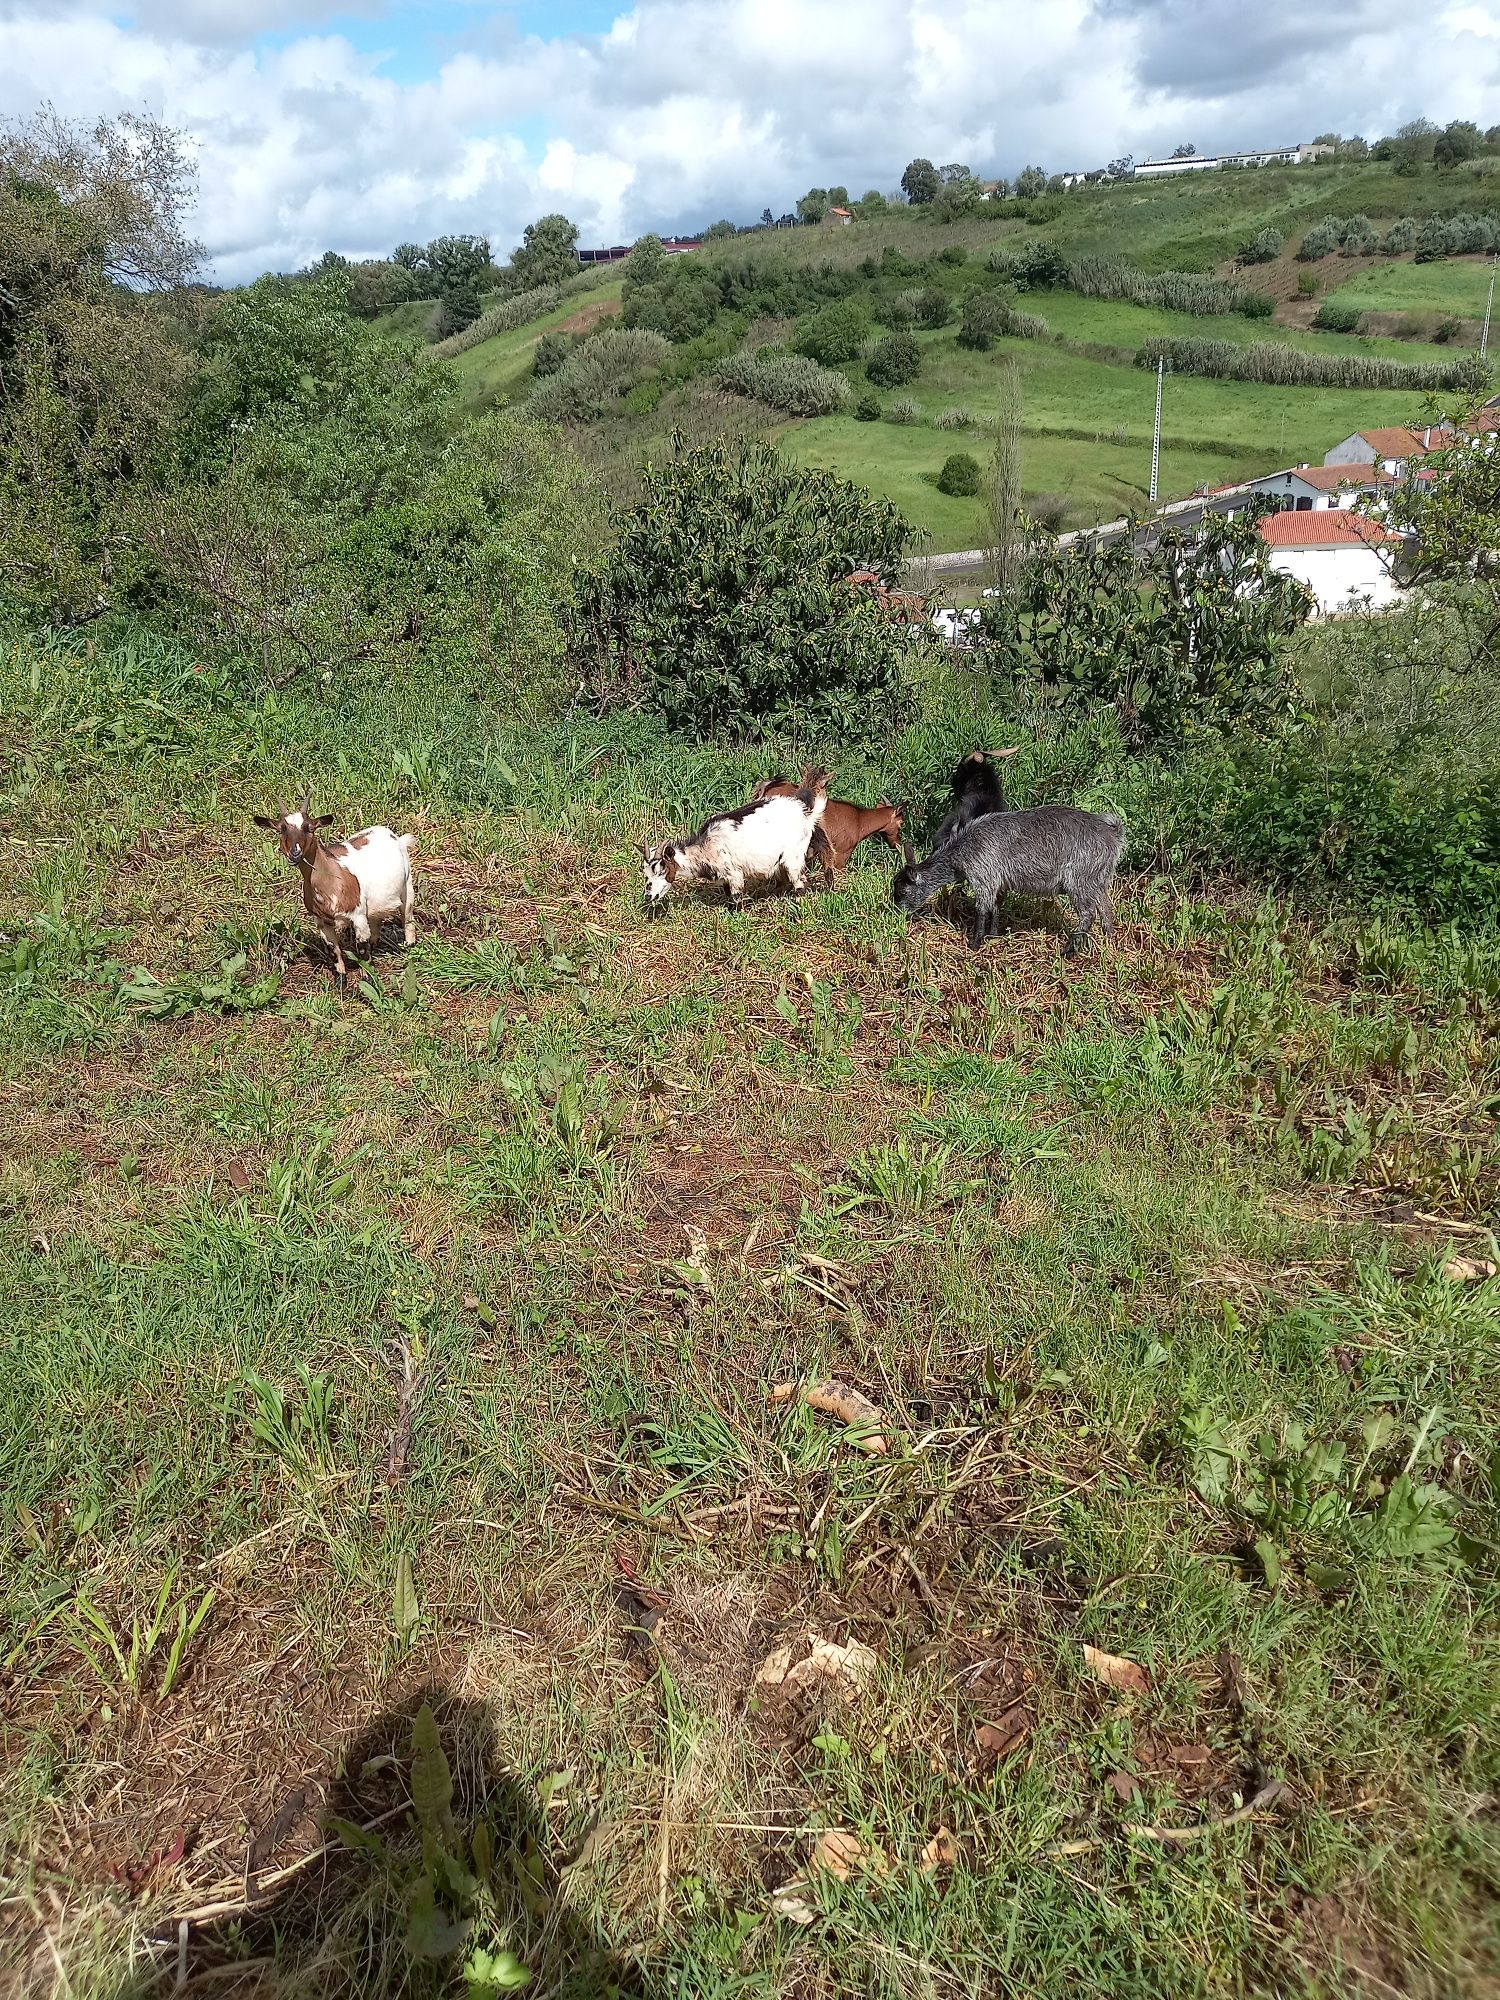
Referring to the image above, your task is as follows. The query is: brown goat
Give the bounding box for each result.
[751,777,903,882]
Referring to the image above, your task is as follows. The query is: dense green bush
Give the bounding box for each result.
[1382,217,1418,254]
[1313,301,1363,332]
[866,330,922,387]
[793,297,870,367]
[999,512,1311,749]
[854,391,881,421]
[527,328,670,421]
[914,285,954,329]
[716,345,851,414]
[574,438,917,735]
[1135,336,1485,392]
[1237,227,1284,264]
[957,289,1010,351]
[532,330,571,376]
[936,451,981,496]
[1065,256,1266,316]
[1297,218,1343,261]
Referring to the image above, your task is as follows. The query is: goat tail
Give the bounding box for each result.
[400,833,418,858]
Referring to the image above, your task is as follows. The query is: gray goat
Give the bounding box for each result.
[893,806,1125,956]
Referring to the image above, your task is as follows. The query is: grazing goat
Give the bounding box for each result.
[643,770,828,909]
[751,777,903,881]
[893,805,1125,957]
[255,794,416,978]
[930,747,1019,850]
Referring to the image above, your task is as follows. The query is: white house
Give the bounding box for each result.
[1133,140,1333,179]
[1259,510,1403,614]
[1235,463,1393,512]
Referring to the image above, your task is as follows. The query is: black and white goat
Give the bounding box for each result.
[642,770,828,909]
[893,804,1125,957]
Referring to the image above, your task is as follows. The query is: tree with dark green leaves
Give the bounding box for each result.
[794,297,869,366]
[1014,165,1047,200]
[796,187,830,223]
[996,511,1310,748]
[703,218,737,239]
[866,330,921,387]
[574,436,916,735]
[508,213,578,288]
[901,158,940,205]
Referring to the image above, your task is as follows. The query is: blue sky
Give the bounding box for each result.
[5,0,1497,282]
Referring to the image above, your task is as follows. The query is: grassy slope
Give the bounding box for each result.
[780,323,1436,543]
[2,626,1499,1998]
[1328,260,1500,317]
[449,278,627,407]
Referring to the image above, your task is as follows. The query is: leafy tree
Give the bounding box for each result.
[794,296,869,366]
[0,108,202,619]
[760,207,775,227]
[857,189,888,214]
[914,285,954,329]
[629,232,667,283]
[574,436,915,735]
[934,176,982,220]
[1435,120,1480,170]
[703,218,737,239]
[1107,155,1134,178]
[423,234,491,298]
[998,511,1310,748]
[1391,117,1438,177]
[1383,395,1500,669]
[509,213,578,288]
[1014,165,1047,200]
[436,279,481,337]
[1171,143,1197,159]
[347,259,418,318]
[937,451,981,496]
[827,185,850,207]
[866,329,921,387]
[901,157,941,205]
[957,288,1012,351]
[796,187,830,223]
[940,162,972,184]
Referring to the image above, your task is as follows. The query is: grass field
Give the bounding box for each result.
[3,625,1499,1998]
[1327,258,1499,319]
[779,325,1437,542]
[448,279,626,408]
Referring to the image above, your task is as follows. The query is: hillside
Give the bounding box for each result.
[436,160,1497,549]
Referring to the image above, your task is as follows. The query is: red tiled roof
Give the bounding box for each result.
[1283,463,1394,491]
[1353,427,1429,458]
[1260,511,1400,548]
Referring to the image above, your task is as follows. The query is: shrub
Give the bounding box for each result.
[430,284,561,358]
[1313,301,1363,332]
[934,406,973,429]
[937,452,982,496]
[1297,218,1343,262]
[914,285,954,329]
[1416,217,1453,263]
[957,289,1010,351]
[715,345,852,415]
[532,330,571,376]
[1241,292,1275,319]
[1297,270,1321,297]
[573,438,915,735]
[1381,217,1418,254]
[1030,491,1071,532]
[937,244,968,266]
[1135,336,1485,392]
[1435,318,1463,343]
[794,296,870,367]
[528,327,671,421]
[1237,227,1283,264]
[1065,256,1264,315]
[885,396,921,424]
[854,391,881,421]
[866,330,922,387]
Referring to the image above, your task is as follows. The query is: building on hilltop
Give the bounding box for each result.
[824,206,853,226]
[1133,140,1332,179]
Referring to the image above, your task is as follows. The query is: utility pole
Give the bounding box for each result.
[1149,356,1164,506]
[1482,251,1498,360]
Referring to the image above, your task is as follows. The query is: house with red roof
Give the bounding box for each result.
[1259,509,1403,615]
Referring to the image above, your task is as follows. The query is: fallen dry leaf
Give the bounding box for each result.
[226,1159,251,1194]
[810,1829,888,1880]
[1083,1644,1150,1697]
[973,1706,1031,1769]
[918,1827,959,1873]
[1442,1255,1497,1283]
[757,1632,877,1698]
[1168,1744,1212,1768]
[768,1378,889,1454]
[1108,1771,1143,1804]
[754,1643,796,1688]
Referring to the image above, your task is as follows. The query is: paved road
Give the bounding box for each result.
[916,479,1262,575]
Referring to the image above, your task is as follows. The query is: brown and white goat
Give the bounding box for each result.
[751,776,903,881]
[642,769,828,909]
[255,794,416,978]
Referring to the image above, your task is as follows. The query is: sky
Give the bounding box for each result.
[2,0,1497,283]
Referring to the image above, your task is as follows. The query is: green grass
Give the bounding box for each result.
[779,327,1438,543]
[1327,257,1497,319]
[2,621,1499,1998]
[448,277,626,407]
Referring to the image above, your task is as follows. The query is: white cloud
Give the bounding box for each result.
[0,0,1488,282]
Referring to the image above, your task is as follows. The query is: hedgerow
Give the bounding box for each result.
[1135,337,1487,392]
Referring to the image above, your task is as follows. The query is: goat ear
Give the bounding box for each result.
[252,815,276,828]
[313,814,335,827]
